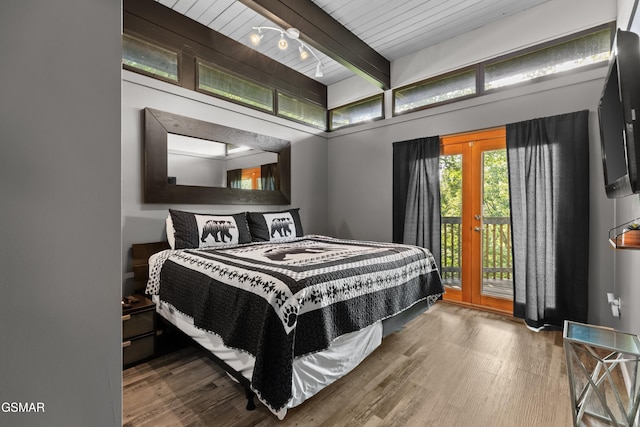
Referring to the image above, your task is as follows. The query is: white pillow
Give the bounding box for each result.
[166,214,176,249]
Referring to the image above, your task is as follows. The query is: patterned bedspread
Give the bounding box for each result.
[146,235,443,415]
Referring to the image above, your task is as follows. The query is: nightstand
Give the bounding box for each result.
[122,294,156,368]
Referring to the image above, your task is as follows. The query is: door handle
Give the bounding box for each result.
[474,226,481,232]
[474,214,481,220]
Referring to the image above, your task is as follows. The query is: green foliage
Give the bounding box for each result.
[439,154,462,217]
[482,150,510,216]
[439,149,512,283]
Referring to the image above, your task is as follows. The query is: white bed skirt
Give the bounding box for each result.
[153,295,383,418]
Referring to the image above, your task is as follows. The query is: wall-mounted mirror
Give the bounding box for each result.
[144,108,291,204]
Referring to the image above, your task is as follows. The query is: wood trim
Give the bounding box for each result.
[239,0,391,89]
[441,299,513,317]
[440,127,505,146]
[440,127,512,314]
[124,0,326,106]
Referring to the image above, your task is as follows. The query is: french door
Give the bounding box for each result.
[439,128,513,313]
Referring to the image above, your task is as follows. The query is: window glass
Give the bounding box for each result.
[122,34,178,82]
[277,93,326,129]
[394,70,476,114]
[198,62,274,112]
[485,28,611,90]
[330,96,383,130]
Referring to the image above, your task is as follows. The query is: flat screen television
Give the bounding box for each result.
[598,29,640,198]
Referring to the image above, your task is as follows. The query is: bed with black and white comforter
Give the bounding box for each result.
[146,234,443,418]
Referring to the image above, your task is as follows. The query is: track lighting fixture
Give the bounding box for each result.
[249,26,323,79]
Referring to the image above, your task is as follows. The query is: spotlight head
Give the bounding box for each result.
[278,36,288,50]
[315,64,323,78]
[249,32,263,46]
[299,46,309,60]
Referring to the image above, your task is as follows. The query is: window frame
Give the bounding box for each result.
[392,22,614,117]
[196,59,275,114]
[393,66,478,116]
[276,90,328,130]
[123,7,613,132]
[482,23,614,94]
[329,94,385,131]
[122,33,181,86]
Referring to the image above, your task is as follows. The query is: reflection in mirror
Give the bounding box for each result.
[144,108,291,205]
[166,133,278,188]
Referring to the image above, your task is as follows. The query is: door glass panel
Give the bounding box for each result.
[481,149,513,299]
[440,154,463,290]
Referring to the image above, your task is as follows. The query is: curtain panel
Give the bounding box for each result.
[227,169,243,189]
[506,110,590,328]
[261,162,278,191]
[392,136,441,269]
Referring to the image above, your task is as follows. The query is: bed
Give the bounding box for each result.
[144,208,444,419]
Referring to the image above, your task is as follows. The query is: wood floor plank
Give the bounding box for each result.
[123,302,572,426]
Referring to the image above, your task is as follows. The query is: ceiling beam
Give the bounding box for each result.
[238,0,391,89]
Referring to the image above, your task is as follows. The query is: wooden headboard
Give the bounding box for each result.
[131,241,170,288]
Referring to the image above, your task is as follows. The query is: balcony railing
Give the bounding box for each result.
[441,216,513,299]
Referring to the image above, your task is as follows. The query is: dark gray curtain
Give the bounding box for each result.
[392,136,441,269]
[506,110,589,329]
[261,163,278,191]
[227,169,242,189]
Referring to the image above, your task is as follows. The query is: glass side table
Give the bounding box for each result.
[563,320,640,426]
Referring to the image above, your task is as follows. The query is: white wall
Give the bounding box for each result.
[0,1,122,426]
[167,154,226,187]
[227,151,279,170]
[121,72,328,293]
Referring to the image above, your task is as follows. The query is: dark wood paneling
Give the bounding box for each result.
[131,241,170,282]
[124,0,326,106]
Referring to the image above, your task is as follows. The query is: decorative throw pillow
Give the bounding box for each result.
[247,208,303,242]
[168,209,251,249]
[166,214,176,249]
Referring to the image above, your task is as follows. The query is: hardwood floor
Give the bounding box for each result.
[122,302,572,426]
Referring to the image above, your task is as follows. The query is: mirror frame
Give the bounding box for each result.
[144,108,291,205]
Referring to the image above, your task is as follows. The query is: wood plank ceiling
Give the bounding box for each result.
[155,0,548,87]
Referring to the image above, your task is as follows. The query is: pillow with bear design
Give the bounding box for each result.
[168,209,251,249]
[247,208,303,242]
